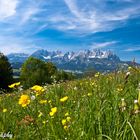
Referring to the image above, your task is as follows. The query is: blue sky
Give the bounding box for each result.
[0,0,140,62]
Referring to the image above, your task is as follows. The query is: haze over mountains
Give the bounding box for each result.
[7,49,138,73]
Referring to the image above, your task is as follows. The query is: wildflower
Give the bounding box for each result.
[48,100,52,103]
[66,116,71,122]
[120,98,126,112]
[38,112,43,118]
[19,95,30,107]
[60,96,68,102]
[49,107,57,116]
[91,82,95,86]
[125,72,130,80]
[74,87,77,90]
[62,119,67,125]
[51,107,57,113]
[31,85,44,96]
[39,100,47,104]
[126,72,130,76]
[95,72,100,78]
[8,82,20,88]
[42,121,46,124]
[31,95,36,100]
[65,112,69,116]
[121,98,126,106]
[117,85,123,92]
[117,88,123,92]
[42,120,48,124]
[64,125,68,130]
[133,100,140,114]
[73,101,76,104]
[31,85,44,92]
[3,108,7,113]
[87,93,92,96]
[128,66,132,70]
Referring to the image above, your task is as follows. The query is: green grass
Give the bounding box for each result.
[0,67,140,140]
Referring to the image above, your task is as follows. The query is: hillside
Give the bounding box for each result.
[0,67,140,139]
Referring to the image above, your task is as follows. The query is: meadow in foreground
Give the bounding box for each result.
[0,67,140,140]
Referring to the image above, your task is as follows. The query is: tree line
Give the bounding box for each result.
[0,52,75,91]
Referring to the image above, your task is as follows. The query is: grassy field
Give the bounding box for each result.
[0,67,140,140]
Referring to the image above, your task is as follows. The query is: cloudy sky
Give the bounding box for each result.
[0,0,140,61]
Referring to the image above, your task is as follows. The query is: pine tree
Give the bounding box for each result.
[0,52,13,90]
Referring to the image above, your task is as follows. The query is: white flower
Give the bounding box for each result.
[134,100,138,103]
[31,95,36,100]
[126,72,130,76]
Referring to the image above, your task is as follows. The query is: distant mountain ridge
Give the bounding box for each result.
[7,49,139,73]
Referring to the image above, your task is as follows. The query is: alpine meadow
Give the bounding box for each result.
[0,66,140,139]
[0,0,140,140]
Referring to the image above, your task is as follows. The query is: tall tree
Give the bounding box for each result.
[20,57,57,88]
[0,52,13,90]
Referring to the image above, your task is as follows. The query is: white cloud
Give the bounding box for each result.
[0,36,38,55]
[124,47,140,52]
[90,41,117,49]
[58,0,140,34]
[0,0,140,55]
[19,8,40,25]
[0,0,18,20]
[64,0,83,19]
[1,0,139,35]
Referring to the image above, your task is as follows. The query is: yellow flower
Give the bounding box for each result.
[49,107,57,116]
[60,96,68,102]
[134,100,140,114]
[42,121,46,124]
[49,112,54,116]
[120,98,126,112]
[91,82,96,86]
[62,119,67,125]
[117,87,123,92]
[48,100,52,103]
[87,93,92,96]
[19,95,30,107]
[39,100,47,104]
[3,108,7,113]
[128,66,132,70]
[8,84,15,88]
[51,107,57,112]
[117,85,123,92]
[15,82,20,86]
[38,112,43,118]
[64,125,68,130]
[66,117,71,122]
[95,72,100,78]
[65,112,69,116]
[31,85,44,96]
[8,82,20,88]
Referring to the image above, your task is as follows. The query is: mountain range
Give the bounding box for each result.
[7,49,138,73]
